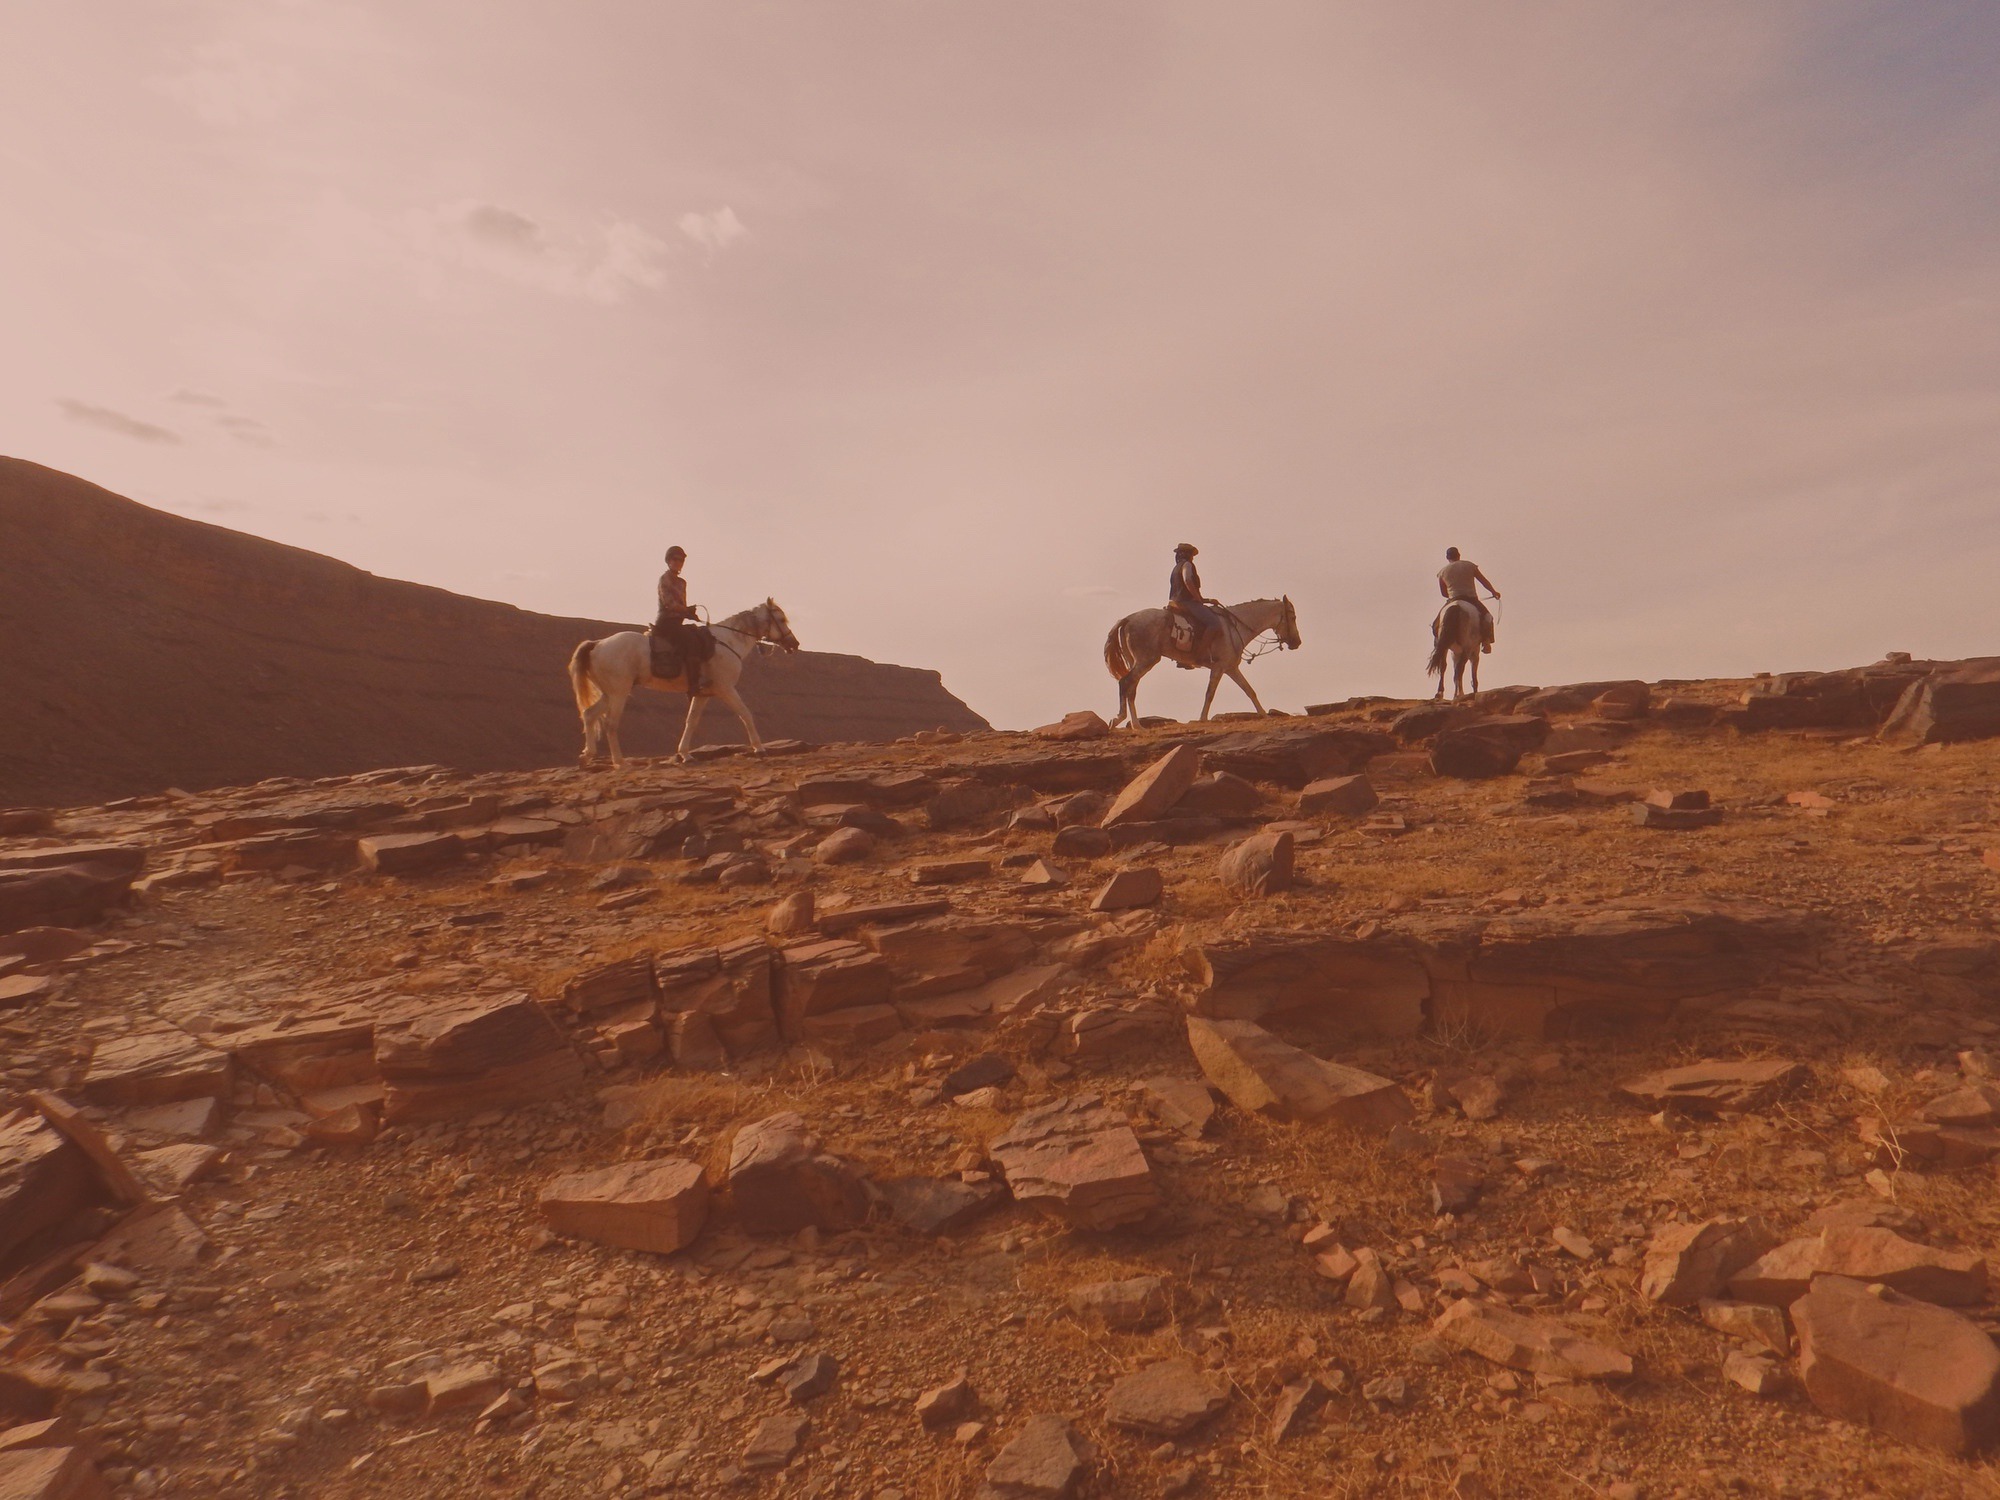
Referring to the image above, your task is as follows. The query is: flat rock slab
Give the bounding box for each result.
[881,1177,1005,1236]
[989,1095,1158,1230]
[81,1028,232,1107]
[1067,1275,1169,1330]
[1614,1058,1807,1115]
[1186,1016,1412,1130]
[1728,1228,1988,1307]
[1432,1298,1634,1380]
[978,1414,1089,1500]
[1143,1076,1215,1137]
[1104,1359,1229,1436]
[1795,1275,2000,1455]
[538,1158,709,1254]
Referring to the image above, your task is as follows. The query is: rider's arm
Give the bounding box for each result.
[1474,569,1499,597]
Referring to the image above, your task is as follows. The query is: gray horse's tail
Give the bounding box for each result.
[1104,622,1134,682]
[568,640,599,716]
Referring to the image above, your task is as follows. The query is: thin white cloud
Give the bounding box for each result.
[425,200,670,303]
[168,389,228,408]
[56,399,182,445]
[677,205,748,255]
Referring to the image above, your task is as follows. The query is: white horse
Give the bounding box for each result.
[1427,599,1484,700]
[1103,596,1300,728]
[568,599,800,767]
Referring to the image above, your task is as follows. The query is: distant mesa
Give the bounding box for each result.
[0,458,988,805]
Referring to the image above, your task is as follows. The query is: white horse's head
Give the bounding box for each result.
[755,598,801,653]
[1278,595,1302,650]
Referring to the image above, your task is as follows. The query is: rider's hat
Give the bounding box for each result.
[1174,542,1198,556]
[665,545,687,562]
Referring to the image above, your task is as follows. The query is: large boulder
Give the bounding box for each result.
[727,1112,869,1234]
[1640,1216,1778,1305]
[1429,716,1548,780]
[1197,726,1393,788]
[1795,1275,2000,1454]
[1216,831,1294,897]
[1185,1017,1411,1131]
[1880,663,2000,746]
[1101,745,1201,828]
[0,845,145,934]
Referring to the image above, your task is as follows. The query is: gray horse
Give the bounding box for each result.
[1103,596,1300,728]
[1427,599,1484,699]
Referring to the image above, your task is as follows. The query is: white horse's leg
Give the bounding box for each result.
[1470,644,1480,697]
[604,689,632,766]
[1225,664,1267,715]
[676,694,709,761]
[1200,668,1223,720]
[714,684,764,752]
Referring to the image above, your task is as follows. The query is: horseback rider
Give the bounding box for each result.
[1436,546,1500,653]
[652,546,702,691]
[1168,543,1223,665]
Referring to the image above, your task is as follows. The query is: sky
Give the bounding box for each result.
[5,1,1999,727]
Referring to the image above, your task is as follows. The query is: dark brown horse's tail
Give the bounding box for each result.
[1104,622,1133,681]
[568,640,599,716]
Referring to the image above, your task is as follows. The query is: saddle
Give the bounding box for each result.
[1165,601,1208,664]
[648,622,716,684]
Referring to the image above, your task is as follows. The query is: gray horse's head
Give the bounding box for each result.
[1278,595,1302,650]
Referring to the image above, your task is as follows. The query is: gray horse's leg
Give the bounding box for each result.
[1470,647,1480,697]
[1200,668,1223,720]
[1225,665,1267,715]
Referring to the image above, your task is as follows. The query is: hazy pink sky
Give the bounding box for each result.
[6,3,1998,726]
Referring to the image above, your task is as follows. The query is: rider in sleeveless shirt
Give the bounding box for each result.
[653,546,701,690]
[1170,543,1222,662]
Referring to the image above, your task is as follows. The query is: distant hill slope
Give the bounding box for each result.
[0,458,988,805]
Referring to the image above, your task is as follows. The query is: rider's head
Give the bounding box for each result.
[1445,547,1461,561]
[665,546,687,566]
[1175,543,1198,558]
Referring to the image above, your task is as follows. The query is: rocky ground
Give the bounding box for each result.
[8,660,2000,1499]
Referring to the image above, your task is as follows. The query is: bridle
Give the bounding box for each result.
[1239,599,1299,665]
[707,605,799,664]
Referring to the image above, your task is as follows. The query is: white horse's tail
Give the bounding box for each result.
[1427,602,1468,678]
[568,640,600,716]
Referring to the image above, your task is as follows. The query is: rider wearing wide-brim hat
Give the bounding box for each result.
[1169,542,1222,661]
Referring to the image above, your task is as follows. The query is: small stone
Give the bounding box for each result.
[1698,1298,1790,1354]
[979,1414,1087,1499]
[779,1352,837,1405]
[917,1374,976,1429]
[538,1158,709,1254]
[1105,1360,1230,1436]
[742,1410,809,1470]
[408,1258,460,1284]
[1723,1349,1786,1397]
[1090,867,1163,912]
[425,1361,505,1415]
[1216,831,1294,897]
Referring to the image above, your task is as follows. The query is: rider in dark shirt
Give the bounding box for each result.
[653,546,700,689]
[1169,543,1221,660]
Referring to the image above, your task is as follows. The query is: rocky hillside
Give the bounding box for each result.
[8,661,2000,1498]
[0,459,988,807]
